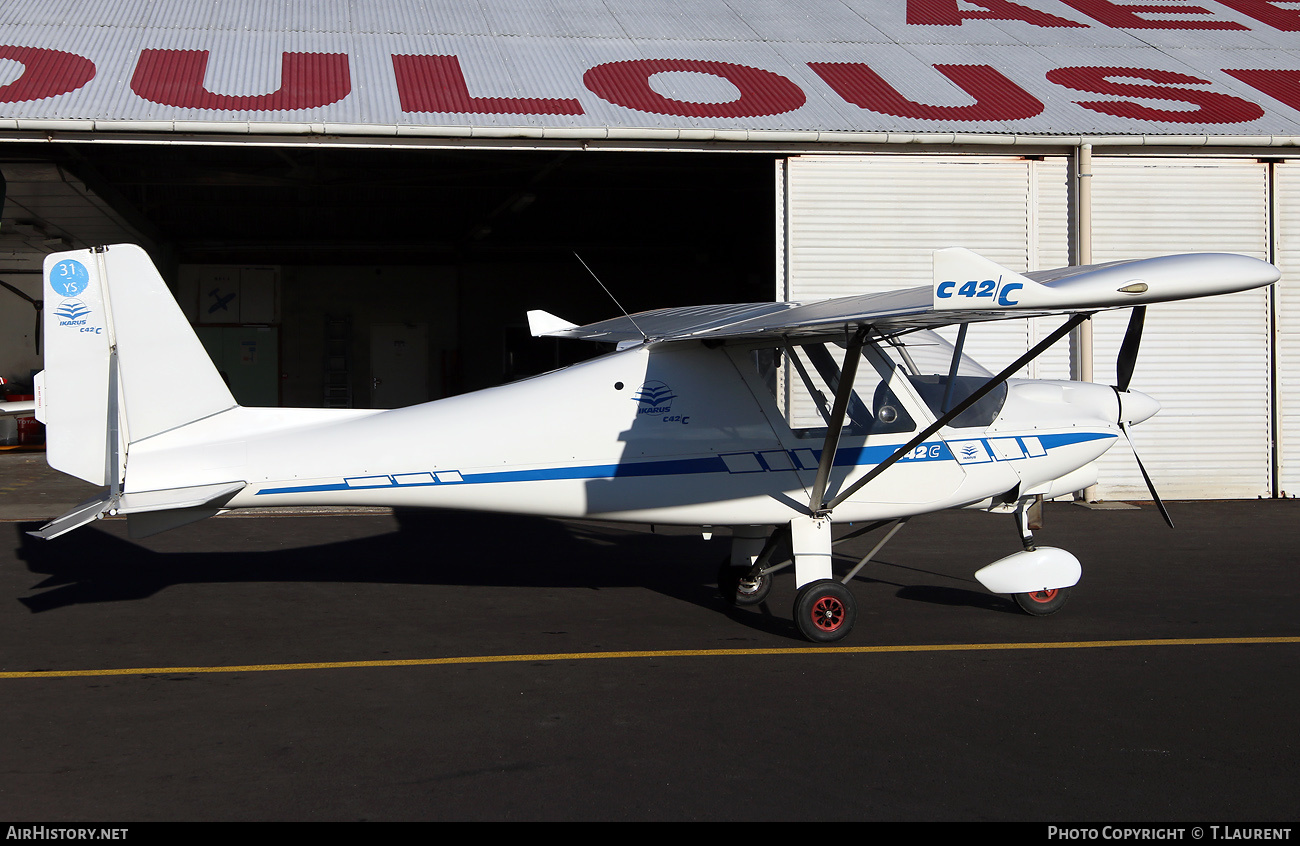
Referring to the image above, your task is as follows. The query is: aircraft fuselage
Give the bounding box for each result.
[123,341,1122,527]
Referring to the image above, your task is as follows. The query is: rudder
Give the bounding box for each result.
[40,245,236,486]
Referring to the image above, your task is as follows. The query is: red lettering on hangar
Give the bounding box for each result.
[907,0,1300,30]
[1223,69,1300,111]
[0,43,1292,128]
[808,63,1045,121]
[907,0,1088,27]
[1215,0,1300,30]
[582,59,806,118]
[1052,0,1249,29]
[0,46,95,103]
[393,55,582,115]
[399,55,809,118]
[132,50,351,110]
[1046,66,1266,124]
[908,0,1299,30]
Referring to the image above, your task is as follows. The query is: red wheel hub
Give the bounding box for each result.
[810,596,845,631]
[1027,588,1058,603]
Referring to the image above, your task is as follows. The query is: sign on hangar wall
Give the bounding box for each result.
[0,0,1298,137]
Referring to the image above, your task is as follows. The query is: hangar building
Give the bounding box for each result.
[0,0,1297,501]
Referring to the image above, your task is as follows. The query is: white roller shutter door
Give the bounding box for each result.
[1087,158,1271,501]
[1275,162,1300,498]
[782,154,1072,382]
[781,154,1274,501]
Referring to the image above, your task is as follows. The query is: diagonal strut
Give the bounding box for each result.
[819,312,1091,514]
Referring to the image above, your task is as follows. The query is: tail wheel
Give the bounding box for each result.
[718,561,772,607]
[793,580,856,643]
[734,571,772,607]
[1014,586,1071,616]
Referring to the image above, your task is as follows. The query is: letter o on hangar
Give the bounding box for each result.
[583,58,806,118]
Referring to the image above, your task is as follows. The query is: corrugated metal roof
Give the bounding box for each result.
[0,0,1297,139]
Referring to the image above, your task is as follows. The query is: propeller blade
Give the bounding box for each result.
[1115,305,1146,393]
[1121,421,1174,529]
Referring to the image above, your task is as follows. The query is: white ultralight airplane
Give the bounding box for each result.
[7,244,1280,642]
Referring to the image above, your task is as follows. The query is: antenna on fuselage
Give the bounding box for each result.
[573,252,648,344]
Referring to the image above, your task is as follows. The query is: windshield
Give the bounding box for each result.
[877,329,1006,428]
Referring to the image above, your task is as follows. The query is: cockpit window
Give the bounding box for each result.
[747,330,1006,436]
[878,329,1006,428]
[759,342,917,439]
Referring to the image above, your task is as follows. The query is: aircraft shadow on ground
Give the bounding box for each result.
[12,509,1014,623]
[12,509,715,613]
[855,559,1015,613]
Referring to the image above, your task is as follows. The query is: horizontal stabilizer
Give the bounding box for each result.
[113,481,246,515]
[30,481,245,540]
[0,399,36,417]
[27,491,115,540]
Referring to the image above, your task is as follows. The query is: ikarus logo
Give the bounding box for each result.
[632,381,676,414]
[633,381,690,425]
[55,298,91,325]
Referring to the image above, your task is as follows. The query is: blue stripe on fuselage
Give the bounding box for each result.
[253,431,1112,496]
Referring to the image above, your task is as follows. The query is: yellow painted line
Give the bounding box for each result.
[2,636,1298,680]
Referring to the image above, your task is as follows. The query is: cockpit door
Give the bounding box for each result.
[738,339,968,509]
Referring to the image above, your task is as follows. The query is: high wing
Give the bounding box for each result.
[530,249,1279,345]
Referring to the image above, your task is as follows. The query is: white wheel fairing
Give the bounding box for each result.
[973,546,1081,595]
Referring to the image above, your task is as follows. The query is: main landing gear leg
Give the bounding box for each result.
[790,515,856,643]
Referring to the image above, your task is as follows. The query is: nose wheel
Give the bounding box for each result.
[793,580,856,643]
[1014,586,1071,616]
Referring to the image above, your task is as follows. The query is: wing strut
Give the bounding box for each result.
[807,326,869,516]
[820,313,1091,514]
[940,323,969,413]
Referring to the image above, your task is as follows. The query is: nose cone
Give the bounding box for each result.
[1118,389,1161,426]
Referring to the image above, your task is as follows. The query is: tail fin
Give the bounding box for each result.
[41,245,236,487]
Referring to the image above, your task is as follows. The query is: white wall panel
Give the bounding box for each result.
[783,154,1071,383]
[1088,158,1271,500]
[1275,162,1300,497]
[781,153,1275,502]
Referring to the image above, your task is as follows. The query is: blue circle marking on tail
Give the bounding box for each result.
[50,259,90,297]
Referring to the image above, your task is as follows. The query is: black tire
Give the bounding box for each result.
[718,560,772,607]
[733,570,771,607]
[1014,586,1071,616]
[793,580,856,643]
